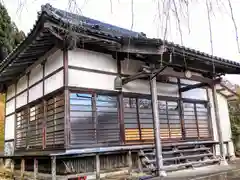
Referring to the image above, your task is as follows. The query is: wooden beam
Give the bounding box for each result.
[226,94,237,99]
[159,68,214,84]
[122,71,147,85]
[216,88,225,93]
[179,78,221,92]
[180,82,209,92]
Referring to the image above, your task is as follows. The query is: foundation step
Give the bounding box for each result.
[139,142,219,173]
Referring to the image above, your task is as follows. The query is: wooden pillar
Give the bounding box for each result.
[51,156,56,180]
[96,153,100,180]
[137,156,143,173]
[206,87,214,139]
[10,159,14,175]
[63,48,70,148]
[20,158,25,178]
[33,158,38,180]
[211,82,227,165]
[117,54,125,144]
[150,69,166,177]
[177,78,185,140]
[128,150,133,174]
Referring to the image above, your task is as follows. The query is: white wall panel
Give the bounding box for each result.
[6,99,15,115]
[5,114,15,140]
[122,79,179,97]
[180,79,199,85]
[16,92,27,109]
[218,93,232,142]
[6,84,15,100]
[208,88,235,156]
[182,88,207,100]
[121,59,145,75]
[68,49,117,73]
[29,82,43,102]
[68,69,116,91]
[44,70,64,94]
[45,50,63,76]
[17,75,27,94]
[123,79,150,94]
[157,83,179,97]
[29,64,43,86]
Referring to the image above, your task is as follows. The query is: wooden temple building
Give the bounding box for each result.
[1,3,240,179]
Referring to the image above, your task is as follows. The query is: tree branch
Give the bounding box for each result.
[227,0,240,53]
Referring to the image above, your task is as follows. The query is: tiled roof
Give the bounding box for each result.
[41,4,240,68]
[0,3,240,87]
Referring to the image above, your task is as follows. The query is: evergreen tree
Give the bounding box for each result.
[0,3,25,61]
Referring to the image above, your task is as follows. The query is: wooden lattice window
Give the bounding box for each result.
[28,102,44,149]
[16,108,28,150]
[69,92,120,148]
[124,97,183,144]
[183,102,210,139]
[46,93,65,149]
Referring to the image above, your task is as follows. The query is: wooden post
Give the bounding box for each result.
[10,159,14,179]
[20,158,25,178]
[137,156,143,173]
[211,83,227,165]
[33,158,38,180]
[63,48,70,148]
[51,156,56,180]
[128,150,133,174]
[150,68,166,177]
[96,153,100,180]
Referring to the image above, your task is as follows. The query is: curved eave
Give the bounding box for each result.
[0,13,57,86]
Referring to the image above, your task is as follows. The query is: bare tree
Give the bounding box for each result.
[3,0,240,58]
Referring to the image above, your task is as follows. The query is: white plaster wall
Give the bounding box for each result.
[6,84,15,100]
[123,79,150,94]
[208,88,235,156]
[68,69,116,91]
[121,58,145,75]
[45,50,63,76]
[68,49,117,73]
[29,64,43,86]
[68,68,179,96]
[180,79,199,85]
[218,94,232,142]
[6,99,15,115]
[4,114,15,140]
[17,75,27,94]
[44,70,64,94]
[16,92,27,109]
[29,82,43,102]
[122,79,179,97]
[182,88,207,100]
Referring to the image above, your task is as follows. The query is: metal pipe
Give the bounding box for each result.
[149,72,166,177]
[211,83,227,164]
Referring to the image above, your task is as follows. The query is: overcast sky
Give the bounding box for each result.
[3,0,240,84]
